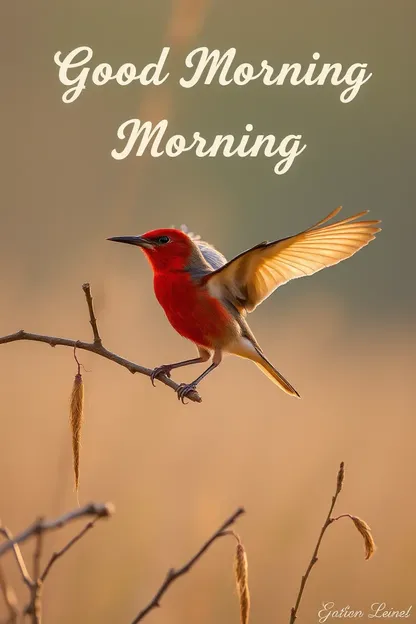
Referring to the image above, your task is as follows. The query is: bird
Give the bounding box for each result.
[108,207,381,402]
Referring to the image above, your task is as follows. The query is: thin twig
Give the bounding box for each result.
[0,526,33,587]
[0,284,201,403]
[27,527,44,624]
[32,525,43,582]
[26,582,42,624]
[40,517,100,582]
[131,507,245,623]
[82,283,102,345]
[289,462,345,624]
[332,513,354,521]
[0,504,114,624]
[0,562,19,623]
[0,503,114,558]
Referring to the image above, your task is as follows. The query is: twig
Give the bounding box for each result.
[131,507,245,623]
[82,283,102,346]
[26,581,42,624]
[0,504,114,624]
[0,503,114,559]
[0,283,201,403]
[0,526,33,587]
[40,516,100,582]
[0,562,18,623]
[28,527,44,624]
[27,514,104,623]
[289,462,345,624]
[32,526,43,582]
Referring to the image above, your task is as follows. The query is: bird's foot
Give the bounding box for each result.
[176,383,197,404]
[150,365,172,387]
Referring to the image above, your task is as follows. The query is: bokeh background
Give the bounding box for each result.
[2,1,416,622]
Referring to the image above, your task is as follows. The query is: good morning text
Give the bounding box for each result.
[54,46,372,175]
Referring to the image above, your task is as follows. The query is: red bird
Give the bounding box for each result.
[108,207,380,402]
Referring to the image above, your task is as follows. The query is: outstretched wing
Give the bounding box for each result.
[204,207,381,313]
[180,225,227,270]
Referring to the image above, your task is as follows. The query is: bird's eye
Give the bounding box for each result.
[158,235,170,244]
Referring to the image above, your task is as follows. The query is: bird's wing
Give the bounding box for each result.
[204,207,381,313]
[180,225,227,270]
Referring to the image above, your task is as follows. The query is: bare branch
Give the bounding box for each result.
[0,562,19,623]
[131,507,245,623]
[24,527,45,624]
[32,526,43,583]
[0,525,33,587]
[0,284,202,404]
[82,283,102,345]
[289,462,344,624]
[1,503,114,624]
[40,516,100,582]
[0,503,114,559]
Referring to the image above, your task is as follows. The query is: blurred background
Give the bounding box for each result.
[1,1,415,622]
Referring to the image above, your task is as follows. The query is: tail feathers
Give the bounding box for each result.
[254,349,300,398]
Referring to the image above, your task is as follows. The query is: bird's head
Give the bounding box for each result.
[107,228,194,272]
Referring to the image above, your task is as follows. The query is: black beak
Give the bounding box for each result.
[107,235,153,249]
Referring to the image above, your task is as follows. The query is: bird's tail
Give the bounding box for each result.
[254,348,300,398]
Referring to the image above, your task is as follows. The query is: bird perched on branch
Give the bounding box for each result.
[108,207,380,402]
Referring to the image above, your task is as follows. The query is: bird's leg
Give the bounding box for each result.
[150,348,211,386]
[150,357,204,386]
[176,350,222,403]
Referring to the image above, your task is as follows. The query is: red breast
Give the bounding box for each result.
[153,270,238,349]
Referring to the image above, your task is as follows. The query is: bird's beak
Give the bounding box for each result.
[107,235,154,249]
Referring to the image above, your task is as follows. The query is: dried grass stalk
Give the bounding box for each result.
[234,538,250,624]
[70,372,84,493]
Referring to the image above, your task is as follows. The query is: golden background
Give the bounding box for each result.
[1,1,415,622]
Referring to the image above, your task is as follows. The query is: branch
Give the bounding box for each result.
[0,503,114,558]
[0,283,202,404]
[82,283,102,345]
[131,507,245,623]
[290,462,345,624]
[0,525,33,587]
[0,562,18,623]
[0,503,114,624]
[40,516,101,582]
[32,526,43,583]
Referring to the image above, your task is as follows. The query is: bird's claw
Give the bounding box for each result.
[176,383,197,404]
[150,365,172,387]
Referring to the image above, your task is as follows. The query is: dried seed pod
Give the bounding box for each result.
[336,461,345,494]
[350,516,376,560]
[234,538,250,624]
[70,372,84,494]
